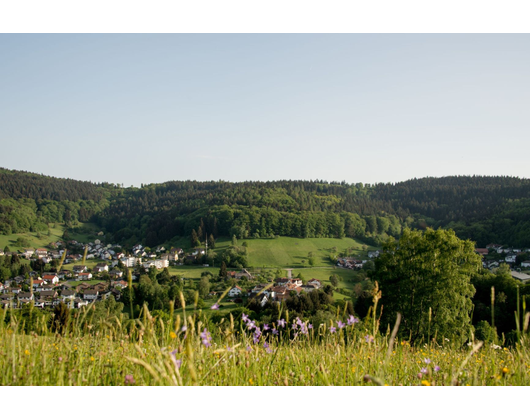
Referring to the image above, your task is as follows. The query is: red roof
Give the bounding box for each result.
[42,275,57,280]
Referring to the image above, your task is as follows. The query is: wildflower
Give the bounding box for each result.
[170,350,181,369]
[246,345,252,352]
[90,357,95,362]
[490,343,501,350]
[242,313,249,323]
[292,323,298,330]
[58,357,63,362]
[502,367,509,375]
[421,380,431,386]
[420,367,428,374]
[424,358,431,364]
[124,374,135,385]
[181,325,187,332]
[200,328,212,347]
[249,378,254,385]
[364,335,374,343]
[308,324,313,329]
[347,315,359,325]
[247,320,256,330]
[337,320,345,329]
[263,324,270,331]
[434,366,440,372]
[330,327,337,333]
[272,328,279,335]
[24,350,30,356]
[170,332,177,339]
[277,319,286,328]
[210,303,219,310]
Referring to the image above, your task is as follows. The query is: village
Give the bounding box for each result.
[2,238,530,310]
[0,238,328,310]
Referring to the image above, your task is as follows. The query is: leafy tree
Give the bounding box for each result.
[208,234,215,249]
[373,228,481,343]
[198,277,210,298]
[329,274,340,287]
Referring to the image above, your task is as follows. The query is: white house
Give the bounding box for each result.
[521,261,530,268]
[228,286,243,297]
[42,274,59,284]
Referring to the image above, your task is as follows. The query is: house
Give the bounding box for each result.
[368,250,380,259]
[42,274,59,284]
[276,278,303,288]
[475,248,489,256]
[121,257,141,268]
[22,249,34,259]
[154,259,169,269]
[511,271,530,283]
[111,279,128,288]
[521,261,530,268]
[73,265,88,274]
[39,290,58,300]
[228,286,243,297]
[60,290,76,301]
[94,263,109,273]
[82,289,99,301]
[78,273,93,281]
[505,255,517,264]
[109,269,124,279]
[301,284,318,293]
[35,248,48,259]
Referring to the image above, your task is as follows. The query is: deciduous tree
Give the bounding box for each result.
[373,228,481,343]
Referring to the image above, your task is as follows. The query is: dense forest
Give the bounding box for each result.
[1,168,530,248]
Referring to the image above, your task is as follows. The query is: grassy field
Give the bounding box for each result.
[0,222,102,251]
[1,302,529,386]
[210,236,375,268]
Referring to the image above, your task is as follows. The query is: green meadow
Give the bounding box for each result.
[2,302,529,386]
[211,236,375,268]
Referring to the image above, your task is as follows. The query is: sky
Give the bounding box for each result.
[1,33,530,187]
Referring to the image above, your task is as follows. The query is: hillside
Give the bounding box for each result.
[2,167,530,248]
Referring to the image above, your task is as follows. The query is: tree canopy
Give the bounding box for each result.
[373,228,482,343]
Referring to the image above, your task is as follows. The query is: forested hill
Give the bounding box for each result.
[1,168,530,248]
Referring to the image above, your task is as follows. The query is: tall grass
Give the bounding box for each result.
[1,299,529,386]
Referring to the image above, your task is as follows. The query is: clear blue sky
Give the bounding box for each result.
[1,34,529,186]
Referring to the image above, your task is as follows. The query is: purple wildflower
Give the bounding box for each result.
[434,366,440,372]
[181,325,187,332]
[330,326,337,333]
[420,367,428,374]
[337,320,346,329]
[124,374,135,385]
[200,328,212,347]
[246,345,252,352]
[296,317,303,326]
[364,335,374,343]
[210,303,219,310]
[308,324,313,329]
[424,358,431,365]
[263,324,270,331]
[277,319,286,328]
[272,328,279,335]
[292,323,298,330]
[347,315,360,325]
[242,313,249,323]
[247,320,256,330]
